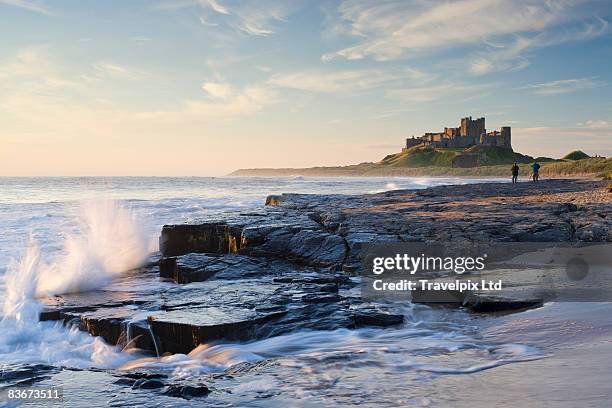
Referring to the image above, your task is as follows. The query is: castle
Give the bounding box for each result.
[405,116,512,150]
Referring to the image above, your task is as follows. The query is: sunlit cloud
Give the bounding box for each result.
[323,0,609,74]
[0,0,51,15]
[165,0,303,36]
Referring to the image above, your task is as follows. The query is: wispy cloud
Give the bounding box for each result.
[468,18,608,75]
[385,81,494,103]
[147,82,278,119]
[163,0,302,36]
[202,81,233,99]
[269,68,434,93]
[200,0,229,15]
[0,0,51,15]
[323,0,609,72]
[524,77,599,95]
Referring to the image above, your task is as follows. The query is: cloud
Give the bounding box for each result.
[0,48,77,92]
[524,77,599,95]
[130,36,153,42]
[323,0,609,68]
[582,119,612,129]
[90,62,152,81]
[0,0,51,15]
[202,81,233,98]
[137,83,277,120]
[200,0,228,15]
[167,0,302,36]
[467,17,608,75]
[385,81,494,103]
[269,68,434,93]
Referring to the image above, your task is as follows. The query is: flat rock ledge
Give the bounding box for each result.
[39,179,610,355]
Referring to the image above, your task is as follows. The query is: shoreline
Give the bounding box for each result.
[7,177,608,405]
[38,179,611,354]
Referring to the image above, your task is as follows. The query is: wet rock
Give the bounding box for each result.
[132,378,165,390]
[353,310,404,327]
[0,364,59,387]
[411,289,467,304]
[163,384,210,399]
[265,195,283,206]
[463,293,544,313]
[148,306,288,354]
[159,223,242,257]
[288,230,347,266]
[301,293,340,303]
[574,222,609,242]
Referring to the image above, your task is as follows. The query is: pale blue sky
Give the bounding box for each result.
[1,0,611,175]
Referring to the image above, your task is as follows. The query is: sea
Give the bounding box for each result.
[2,176,606,407]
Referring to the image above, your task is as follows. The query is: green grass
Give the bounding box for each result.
[540,157,612,176]
[231,149,611,179]
[465,145,533,164]
[561,150,590,160]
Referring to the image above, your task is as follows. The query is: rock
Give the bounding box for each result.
[288,230,347,266]
[301,293,340,303]
[35,179,610,363]
[159,254,222,283]
[463,293,543,313]
[148,306,288,354]
[132,378,165,390]
[411,288,467,304]
[159,223,242,257]
[265,195,283,206]
[353,310,404,327]
[163,384,210,399]
[518,223,572,242]
[574,222,609,242]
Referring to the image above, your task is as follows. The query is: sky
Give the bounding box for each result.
[0,0,611,176]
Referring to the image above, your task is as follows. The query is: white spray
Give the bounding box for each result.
[0,200,150,369]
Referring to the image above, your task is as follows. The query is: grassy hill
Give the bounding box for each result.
[561,150,591,160]
[380,145,534,168]
[230,147,611,179]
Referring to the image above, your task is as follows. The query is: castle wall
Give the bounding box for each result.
[411,116,511,150]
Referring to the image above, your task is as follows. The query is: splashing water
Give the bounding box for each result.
[0,200,150,369]
[3,200,150,321]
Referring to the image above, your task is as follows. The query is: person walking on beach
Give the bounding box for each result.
[511,162,519,184]
[531,160,540,182]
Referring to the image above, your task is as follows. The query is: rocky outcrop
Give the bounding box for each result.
[39,180,610,356]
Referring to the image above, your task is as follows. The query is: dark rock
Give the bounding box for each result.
[353,310,404,327]
[463,293,544,313]
[288,230,347,266]
[301,293,340,303]
[148,307,288,354]
[132,378,165,389]
[163,384,210,399]
[159,223,242,257]
[411,288,467,304]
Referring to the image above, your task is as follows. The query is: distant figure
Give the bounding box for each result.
[511,162,519,184]
[531,161,540,182]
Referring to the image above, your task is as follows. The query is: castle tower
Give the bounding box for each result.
[500,126,511,149]
[460,116,486,146]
